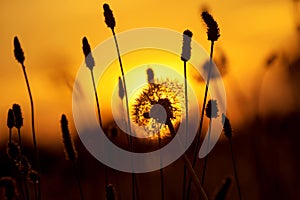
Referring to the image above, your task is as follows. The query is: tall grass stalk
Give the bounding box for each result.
[187,11,220,199]
[164,118,208,200]
[82,37,109,188]
[103,4,137,200]
[13,37,39,159]
[61,114,84,200]
[181,29,193,200]
[222,114,242,200]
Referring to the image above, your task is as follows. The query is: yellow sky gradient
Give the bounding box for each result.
[0,0,298,147]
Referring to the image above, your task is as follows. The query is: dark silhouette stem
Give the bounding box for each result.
[74,162,85,200]
[18,128,23,152]
[182,60,189,200]
[111,28,136,200]
[200,119,212,186]
[90,70,103,128]
[165,119,208,200]
[21,64,41,200]
[34,183,38,200]
[9,128,12,144]
[186,41,214,199]
[229,139,242,200]
[90,67,109,189]
[158,131,164,200]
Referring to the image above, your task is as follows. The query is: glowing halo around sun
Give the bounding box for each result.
[72,27,226,173]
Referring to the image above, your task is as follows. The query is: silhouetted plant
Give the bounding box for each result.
[27,169,40,200]
[82,36,109,192]
[187,12,220,199]
[12,104,23,150]
[13,36,39,164]
[60,114,84,200]
[200,99,219,186]
[222,113,242,200]
[7,109,14,144]
[181,29,193,200]
[103,4,136,199]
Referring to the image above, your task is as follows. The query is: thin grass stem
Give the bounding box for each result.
[200,119,212,186]
[229,139,242,200]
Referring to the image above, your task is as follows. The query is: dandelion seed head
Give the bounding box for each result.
[131,79,184,138]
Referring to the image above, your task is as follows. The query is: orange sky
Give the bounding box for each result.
[0,0,299,147]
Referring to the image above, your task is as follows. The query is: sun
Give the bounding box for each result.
[131,78,184,139]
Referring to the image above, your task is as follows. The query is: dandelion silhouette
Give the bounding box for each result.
[132,79,184,138]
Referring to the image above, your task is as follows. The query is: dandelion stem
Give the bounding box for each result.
[229,139,242,200]
[200,119,212,186]
[165,119,208,200]
[111,28,136,200]
[187,41,214,199]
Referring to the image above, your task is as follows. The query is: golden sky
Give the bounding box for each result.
[0,0,298,146]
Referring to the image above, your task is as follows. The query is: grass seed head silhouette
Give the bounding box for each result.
[222,113,232,139]
[60,114,77,161]
[205,99,219,119]
[118,76,124,99]
[181,29,193,62]
[201,11,220,41]
[103,3,116,30]
[13,36,25,64]
[82,37,95,70]
[27,169,40,184]
[7,109,14,129]
[0,177,18,200]
[146,68,154,84]
[12,104,23,129]
[7,142,21,162]
[18,155,31,175]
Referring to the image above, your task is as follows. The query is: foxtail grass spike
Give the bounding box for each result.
[0,177,19,200]
[201,11,220,41]
[146,68,154,83]
[12,104,23,129]
[205,99,219,119]
[222,113,232,139]
[7,109,14,129]
[60,114,77,161]
[14,36,25,64]
[103,3,116,30]
[82,37,95,70]
[7,141,21,162]
[214,177,233,200]
[118,76,124,99]
[181,29,193,62]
